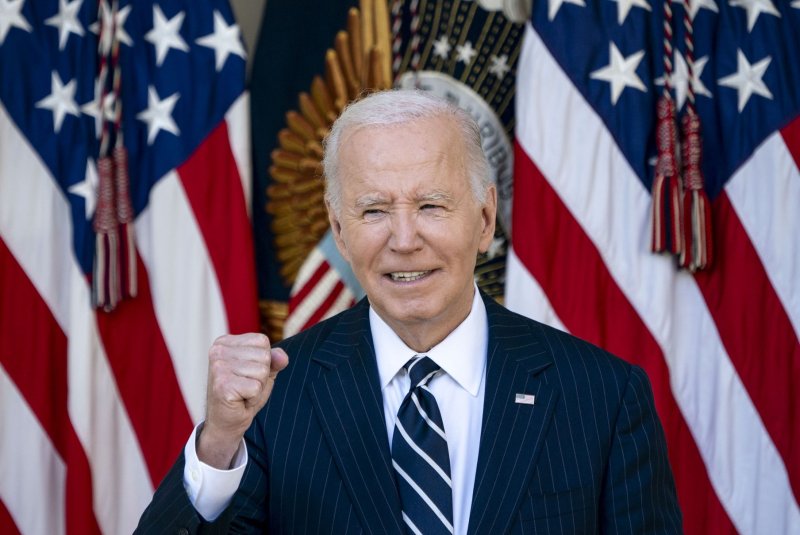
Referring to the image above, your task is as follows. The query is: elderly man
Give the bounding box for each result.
[137,90,682,534]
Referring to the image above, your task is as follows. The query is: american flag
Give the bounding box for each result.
[284,234,362,338]
[0,0,257,533]
[507,0,799,532]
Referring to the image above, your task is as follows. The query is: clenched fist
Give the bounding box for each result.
[197,333,289,469]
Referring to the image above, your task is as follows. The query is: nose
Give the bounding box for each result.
[388,210,423,253]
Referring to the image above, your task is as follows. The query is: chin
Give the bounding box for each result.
[392,304,437,323]
[378,300,439,324]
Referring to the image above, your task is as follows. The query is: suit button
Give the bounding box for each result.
[177,528,189,535]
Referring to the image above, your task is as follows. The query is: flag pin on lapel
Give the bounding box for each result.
[515,393,535,405]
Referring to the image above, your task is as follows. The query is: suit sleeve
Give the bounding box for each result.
[135,421,271,534]
[600,365,684,534]
[134,451,206,534]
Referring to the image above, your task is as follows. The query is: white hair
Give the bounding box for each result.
[322,89,492,215]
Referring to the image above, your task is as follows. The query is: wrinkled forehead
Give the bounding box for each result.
[343,129,467,192]
[341,117,465,167]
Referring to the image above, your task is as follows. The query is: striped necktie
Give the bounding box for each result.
[392,356,454,535]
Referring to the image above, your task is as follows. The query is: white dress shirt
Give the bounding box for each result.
[184,288,488,534]
[372,287,487,535]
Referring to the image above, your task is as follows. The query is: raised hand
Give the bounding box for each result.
[196,333,289,469]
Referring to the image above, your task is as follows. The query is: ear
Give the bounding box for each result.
[477,185,497,254]
[326,200,351,263]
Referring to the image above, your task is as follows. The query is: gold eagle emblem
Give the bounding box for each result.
[263,2,394,339]
[262,1,522,340]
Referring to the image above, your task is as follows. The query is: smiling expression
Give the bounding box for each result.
[328,115,496,351]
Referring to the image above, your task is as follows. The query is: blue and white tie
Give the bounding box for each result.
[392,356,454,535]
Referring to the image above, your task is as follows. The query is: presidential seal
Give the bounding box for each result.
[396,71,514,236]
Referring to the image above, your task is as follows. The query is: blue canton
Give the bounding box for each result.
[530,0,800,199]
[0,0,246,274]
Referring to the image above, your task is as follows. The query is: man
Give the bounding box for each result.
[137,90,683,534]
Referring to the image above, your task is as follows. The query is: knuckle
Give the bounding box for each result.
[209,358,226,376]
[209,380,228,403]
[254,366,270,383]
[252,332,269,348]
[208,343,225,361]
[213,333,232,346]
[237,379,259,400]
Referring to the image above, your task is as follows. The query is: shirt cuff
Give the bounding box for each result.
[182,422,248,521]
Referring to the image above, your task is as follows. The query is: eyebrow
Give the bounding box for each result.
[354,195,388,209]
[418,191,454,203]
[353,191,455,208]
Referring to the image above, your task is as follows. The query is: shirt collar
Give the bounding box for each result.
[370,286,488,396]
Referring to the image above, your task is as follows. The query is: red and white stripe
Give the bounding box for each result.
[0,89,257,534]
[0,363,66,535]
[507,24,800,534]
[284,246,356,338]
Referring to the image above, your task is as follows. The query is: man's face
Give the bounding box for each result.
[328,115,496,347]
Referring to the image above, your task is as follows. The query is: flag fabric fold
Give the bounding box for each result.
[507,1,800,533]
[0,1,258,533]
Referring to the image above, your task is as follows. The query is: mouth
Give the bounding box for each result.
[387,270,432,282]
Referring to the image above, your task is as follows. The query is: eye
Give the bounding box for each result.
[421,204,444,212]
[362,208,385,219]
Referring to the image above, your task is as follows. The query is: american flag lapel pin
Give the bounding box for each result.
[515,393,536,405]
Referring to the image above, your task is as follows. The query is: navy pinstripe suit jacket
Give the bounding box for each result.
[137,293,682,534]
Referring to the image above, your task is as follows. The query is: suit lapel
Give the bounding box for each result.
[306,300,405,535]
[467,296,559,535]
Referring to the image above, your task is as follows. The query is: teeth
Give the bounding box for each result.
[390,271,429,282]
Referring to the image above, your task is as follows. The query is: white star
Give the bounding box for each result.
[89,0,111,53]
[89,1,132,55]
[69,159,99,219]
[654,51,712,110]
[793,0,800,8]
[136,86,180,144]
[718,49,772,112]
[102,92,116,122]
[455,41,477,65]
[611,0,651,24]
[489,54,510,79]
[145,6,188,66]
[35,72,80,133]
[0,0,32,44]
[590,42,647,105]
[112,4,131,46]
[547,0,586,20]
[432,35,451,59]
[45,0,84,50]
[114,4,133,46]
[672,0,718,19]
[80,77,104,137]
[80,81,116,138]
[729,0,780,32]
[196,10,245,71]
